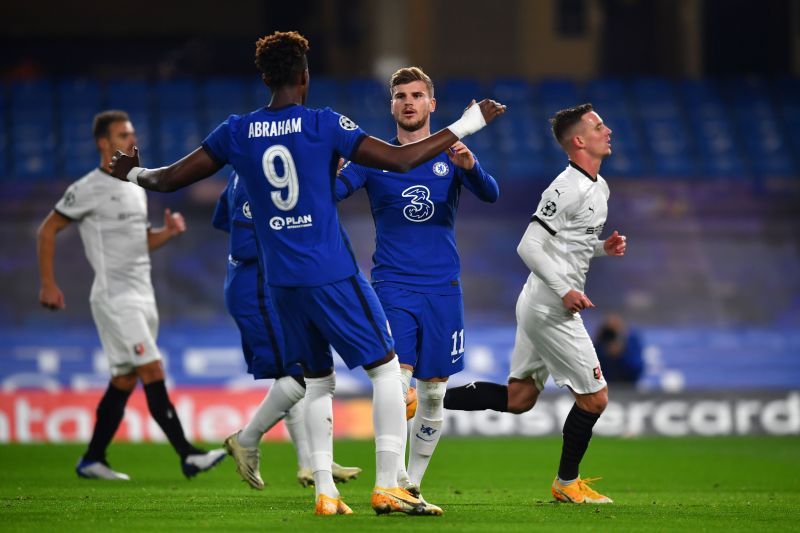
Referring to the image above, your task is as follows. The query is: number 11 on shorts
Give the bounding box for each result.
[450,329,465,356]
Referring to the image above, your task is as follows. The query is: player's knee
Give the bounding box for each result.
[507,397,535,414]
[110,373,137,392]
[418,380,446,403]
[577,388,608,414]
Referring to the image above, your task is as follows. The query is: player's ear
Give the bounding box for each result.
[430,96,436,113]
[96,136,109,152]
[300,68,309,87]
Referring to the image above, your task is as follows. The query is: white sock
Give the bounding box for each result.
[304,373,337,498]
[397,366,413,484]
[365,357,405,488]
[284,396,311,471]
[407,381,446,487]
[400,367,413,399]
[239,376,305,448]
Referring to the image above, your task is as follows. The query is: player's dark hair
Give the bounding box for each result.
[550,103,594,146]
[92,110,130,141]
[390,67,434,97]
[254,31,309,89]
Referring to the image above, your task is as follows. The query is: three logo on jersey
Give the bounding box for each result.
[401,185,435,222]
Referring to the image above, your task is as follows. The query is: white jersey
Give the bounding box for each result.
[55,168,154,304]
[524,161,609,312]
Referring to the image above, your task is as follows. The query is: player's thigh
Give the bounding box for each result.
[374,284,420,368]
[508,291,549,390]
[529,312,606,395]
[91,299,161,377]
[309,274,394,370]
[271,286,332,374]
[415,292,465,379]
[234,311,299,379]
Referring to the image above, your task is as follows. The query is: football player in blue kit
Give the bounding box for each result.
[109,31,505,515]
[336,67,499,509]
[212,171,361,490]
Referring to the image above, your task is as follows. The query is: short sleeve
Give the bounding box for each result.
[322,108,367,161]
[202,115,237,166]
[54,181,95,221]
[531,181,579,235]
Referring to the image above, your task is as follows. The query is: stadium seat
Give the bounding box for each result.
[201,77,252,130]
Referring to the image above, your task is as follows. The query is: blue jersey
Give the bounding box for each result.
[212,171,260,315]
[336,138,499,294]
[203,105,367,287]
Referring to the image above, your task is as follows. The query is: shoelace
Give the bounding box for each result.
[578,477,603,495]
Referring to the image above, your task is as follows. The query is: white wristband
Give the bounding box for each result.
[126,167,144,184]
[447,104,487,139]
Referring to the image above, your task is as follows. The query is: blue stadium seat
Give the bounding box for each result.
[58,78,102,116]
[347,78,386,120]
[304,76,344,113]
[438,79,484,122]
[201,78,252,130]
[59,111,98,177]
[725,78,794,177]
[155,79,197,114]
[107,79,150,112]
[157,115,202,166]
[538,79,580,118]
[10,80,56,179]
[631,78,695,177]
[490,78,533,107]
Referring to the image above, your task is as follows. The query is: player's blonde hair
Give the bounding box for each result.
[254,31,309,89]
[390,67,434,97]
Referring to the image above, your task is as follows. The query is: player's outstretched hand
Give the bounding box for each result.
[39,284,65,311]
[109,146,140,181]
[164,208,187,236]
[477,98,506,124]
[562,289,595,314]
[603,230,627,256]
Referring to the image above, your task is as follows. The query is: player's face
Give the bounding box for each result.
[579,111,612,159]
[102,121,137,157]
[391,80,436,133]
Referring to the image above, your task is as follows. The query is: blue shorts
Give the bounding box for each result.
[271,272,394,374]
[225,261,303,380]
[374,283,465,380]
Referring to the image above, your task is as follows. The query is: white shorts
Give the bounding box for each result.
[90,298,161,377]
[508,287,607,395]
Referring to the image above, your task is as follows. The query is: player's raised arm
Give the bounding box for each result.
[351,99,506,173]
[109,146,223,192]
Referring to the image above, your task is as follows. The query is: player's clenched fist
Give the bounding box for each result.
[477,98,506,124]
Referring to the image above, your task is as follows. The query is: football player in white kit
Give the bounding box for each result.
[36,110,226,480]
[443,104,627,504]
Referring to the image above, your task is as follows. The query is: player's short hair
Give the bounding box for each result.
[254,31,309,89]
[390,67,434,97]
[92,110,130,141]
[550,103,594,147]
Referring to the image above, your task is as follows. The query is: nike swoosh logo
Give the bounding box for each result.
[451,354,464,364]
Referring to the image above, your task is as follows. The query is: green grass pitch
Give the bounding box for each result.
[2,436,799,531]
